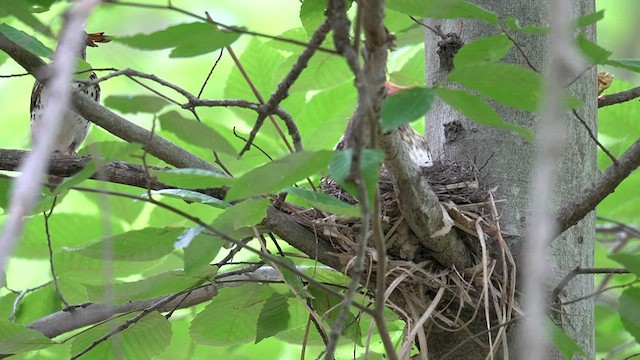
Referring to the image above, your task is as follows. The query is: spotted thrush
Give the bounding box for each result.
[30,32,109,155]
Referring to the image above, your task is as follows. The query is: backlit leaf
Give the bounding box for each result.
[104,95,169,114]
[329,149,383,202]
[454,34,513,67]
[256,293,290,343]
[0,24,52,58]
[380,87,434,132]
[548,319,586,360]
[158,110,236,155]
[151,168,234,189]
[387,0,498,25]
[0,321,55,353]
[285,187,359,216]
[619,287,640,344]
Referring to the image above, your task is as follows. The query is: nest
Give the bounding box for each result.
[285,160,519,356]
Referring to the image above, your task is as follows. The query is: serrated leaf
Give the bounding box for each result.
[619,287,640,344]
[610,254,640,277]
[151,168,234,189]
[285,187,359,216]
[272,256,309,299]
[191,285,275,345]
[435,87,531,140]
[256,292,291,343]
[74,227,184,262]
[448,62,542,111]
[576,34,612,65]
[329,149,383,203]
[104,95,169,114]
[0,0,53,37]
[226,151,334,201]
[547,319,585,360]
[158,110,235,155]
[380,87,433,132]
[70,311,171,360]
[0,321,55,353]
[115,22,240,58]
[144,189,230,208]
[505,17,549,35]
[0,23,53,58]
[454,34,513,67]
[387,0,498,25]
[85,269,216,303]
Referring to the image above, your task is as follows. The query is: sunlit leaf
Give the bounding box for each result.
[191,284,275,345]
[256,293,290,343]
[448,62,542,111]
[158,110,236,155]
[435,87,531,139]
[299,0,327,37]
[380,86,434,132]
[74,227,184,262]
[576,34,612,64]
[70,311,171,360]
[151,168,234,189]
[547,319,586,360]
[454,34,513,67]
[619,287,640,344]
[0,23,52,58]
[104,95,169,114]
[574,10,605,28]
[0,0,53,37]
[115,22,240,58]
[226,151,334,201]
[284,187,359,216]
[387,0,498,25]
[0,321,55,353]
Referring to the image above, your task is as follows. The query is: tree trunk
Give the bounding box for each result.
[423,1,596,358]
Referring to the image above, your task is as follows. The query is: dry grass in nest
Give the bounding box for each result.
[287,160,519,356]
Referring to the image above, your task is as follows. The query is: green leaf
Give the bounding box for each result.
[619,287,640,344]
[448,62,542,111]
[0,0,53,37]
[0,23,53,58]
[284,187,359,216]
[387,0,498,25]
[505,17,549,35]
[226,151,334,201]
[191,284,275,345]
[0,321,55,353]
[573,10,605,28]
[158,110,236,155]
[74,227,184,262]
[151,168,234,189]
[576,34,612,65]
[211,198,271,233]
[309,285,362,345]
[85,269,216,303]
[434,87,531,140]
[70,311,171,360]
[144,189,230,208]
[300,0,327,37]
[104,95,169,114]
[610,254,640,277]
[547,319,585,360]
[114,22,240,58]
[380,87,434,132]
[182,232,224,275]
[607,59,640,73]
[454,34,513,67]
[276,51,353,92]
[272,256,309,299]
[255,292,291,343]
[329,149,383,203]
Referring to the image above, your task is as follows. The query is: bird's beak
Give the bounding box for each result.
[86,32,111,47]
[385,81,409,96]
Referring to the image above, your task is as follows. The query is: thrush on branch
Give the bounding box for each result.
[30,32,110,155]
[336,81,433,168]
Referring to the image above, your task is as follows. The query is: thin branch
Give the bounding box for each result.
[571,109,617,164]
[103,0,338,54]
[500,26,540,73]
[598,85,640,107]
[237,18,331,156]
[553,266,631,298]
[556,137,640,235]
[43,203,70,307]
[197,49,224,99]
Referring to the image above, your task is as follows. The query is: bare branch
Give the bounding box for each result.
[598,86,640,107]
[556,137,640,234]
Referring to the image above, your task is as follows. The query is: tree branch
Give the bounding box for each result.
[598,86,640,107]
[556,137,640,234]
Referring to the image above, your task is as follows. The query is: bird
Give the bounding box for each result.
[30,32,110,155]
[597,71,614,100]
[335,81,433,167]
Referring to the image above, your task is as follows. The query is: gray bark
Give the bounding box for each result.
[423,1,596,358]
